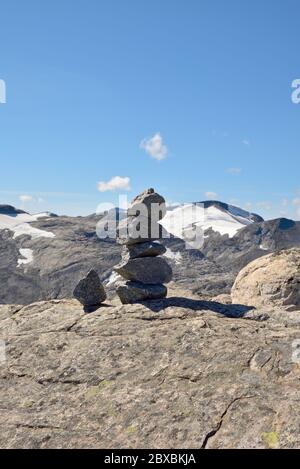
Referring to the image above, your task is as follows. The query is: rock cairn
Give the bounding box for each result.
[114,188,172,304]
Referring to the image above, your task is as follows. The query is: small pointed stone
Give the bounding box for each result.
[73,270,107,306]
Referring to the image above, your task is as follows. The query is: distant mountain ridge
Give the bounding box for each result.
[0,201,299,304]
[0,205,27,216]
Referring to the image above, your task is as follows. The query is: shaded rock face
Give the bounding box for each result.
[0,205,27,216]
[115,257,172,285]
[73,270,107,307]
[2,298,300,449]
[115,189,172,304]
[116,281,167,304]
[231,249,300,311]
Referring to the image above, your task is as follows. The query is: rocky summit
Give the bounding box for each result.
[115,189,172,304]
[2,293,300,449]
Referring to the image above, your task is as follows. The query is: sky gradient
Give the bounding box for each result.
[0,0,300,219]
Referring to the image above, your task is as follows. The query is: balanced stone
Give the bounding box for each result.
[114,257,172,284]
[73,270,107,306]
[128,188,166,220]
[116,281,167,304]
[117,188,167,246]
[117,215,159,246]
[123,241,166,259]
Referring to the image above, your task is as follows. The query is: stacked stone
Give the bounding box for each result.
[114,188,172,304]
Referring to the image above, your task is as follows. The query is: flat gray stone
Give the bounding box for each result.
[73,270,107,306]
[116,281,167,304]
[114,257,173,284]
[117,215,163,246]
[123,242,166,259]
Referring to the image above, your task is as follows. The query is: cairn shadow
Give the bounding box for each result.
[84,303,112,314]
[141,296,254,318]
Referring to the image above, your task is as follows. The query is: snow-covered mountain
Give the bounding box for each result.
[0,205,56,239]
[160,200,263,240]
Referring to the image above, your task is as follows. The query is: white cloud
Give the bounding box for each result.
[226,167,241,174]
[242,139,250,146]
[244,202,253,210]
[256,201,272,211]
[98,176,131,192]
[205,191,218,199]
[292,198,300,206]
[140,133,168,161]
[19,195,33,203]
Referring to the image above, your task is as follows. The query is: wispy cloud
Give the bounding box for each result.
[19,195,33,203]
[140,133,168,161]
[97,176,131,192]
[205,191,218,199]
[242,139,250,146]
[226,167,241,174]
[256,201,272,211]
[244,202,253,210]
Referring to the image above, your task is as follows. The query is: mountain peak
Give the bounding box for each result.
[199,200,264,223]
[0,205,27,216]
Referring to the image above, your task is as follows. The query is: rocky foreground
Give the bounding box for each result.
[1,292,300,449]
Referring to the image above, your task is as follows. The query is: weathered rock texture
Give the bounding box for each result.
[73,270,107,307]
[1,297,300,449]
[115,257,172,285]
[232,248,300,311]
[116,281,167,304]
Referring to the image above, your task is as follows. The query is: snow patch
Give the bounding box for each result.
[105,271,121,286]
[0,213,55,239]
[160,204,254,240]
[17,248,34,266]
[163,248,182,264]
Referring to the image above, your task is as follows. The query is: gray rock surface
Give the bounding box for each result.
[2,296,300,448]
[117,215,161,246]
[115,257,173,285]
[124,241,166,259]
[232,248,300,311]
[128,188,166,220]
[0,213,121,305]
[73,270,107,307]
[116,281,167,304]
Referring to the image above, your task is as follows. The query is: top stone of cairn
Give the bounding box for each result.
[117,188,167,245]
[128,188,166,219]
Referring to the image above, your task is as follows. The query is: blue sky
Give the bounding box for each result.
[0,0,300,218]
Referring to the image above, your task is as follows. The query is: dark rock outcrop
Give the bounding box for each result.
[73,270,107,307]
